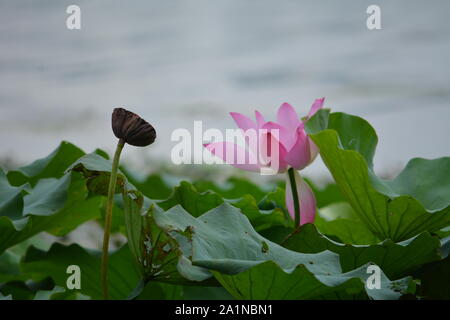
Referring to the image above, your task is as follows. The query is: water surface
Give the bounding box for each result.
[1,0,449,179]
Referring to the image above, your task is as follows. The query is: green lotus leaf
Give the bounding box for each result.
[158,181,289,232]
[0,281,36,300]
[124,171,174,200]
[0,143,104,254]
[32,286,89,300]
[21,243,139,300]
[316,202,380,244]
[0,251,24,283]
[133,282,184,300]
[435,226,450,239]
[414,236,450,299]
[0,234,51,283]
[194,177,267,202]
[283,224,442,280]
[213,261,410,300]
[153,203,411,299]
[158,181,223,217]
[0,171,102,254]
[0,293,12,300]
[305,110,450,242]
[132,282,232,300]
[7,141,85,187]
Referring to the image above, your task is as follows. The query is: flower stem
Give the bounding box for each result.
[287,167,301,228]
[101,138,125,300]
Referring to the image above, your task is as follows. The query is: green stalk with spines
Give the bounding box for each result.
[287,167,301,228]
[101,138,125,300]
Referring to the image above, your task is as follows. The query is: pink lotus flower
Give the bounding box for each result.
[204,98,325,226]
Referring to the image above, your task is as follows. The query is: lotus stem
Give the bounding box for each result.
[101,138,125,300]
[287,167,301,228]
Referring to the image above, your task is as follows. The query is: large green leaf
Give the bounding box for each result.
[7,141,85,187]
[316,202,380,245]
[124,172,173,200]
[0,171,102,254]
[305,110,450,241]
[0,168,28,228]
[153,203,411,299]
[21,243,140,300]
[0,293,12,300]
[0,276,54,300]
[0,281,41,299]
[158,182,223,217]
[306,178,346,208]
[194,177,267,202]
[158,181,289,232]
[0,235,51,283]
[182,285,234,300]
[413,236,450,299]
[0,251,23,283]
[134,282,184,300]
[134,283,232,300]
[213,261,411,300]
[32,286,89,300]
[283,224,442,280]
[0,143,103,254]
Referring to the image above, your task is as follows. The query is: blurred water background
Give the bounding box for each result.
[1,0,449,181]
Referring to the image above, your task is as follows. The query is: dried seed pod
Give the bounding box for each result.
[112,107,156,146]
